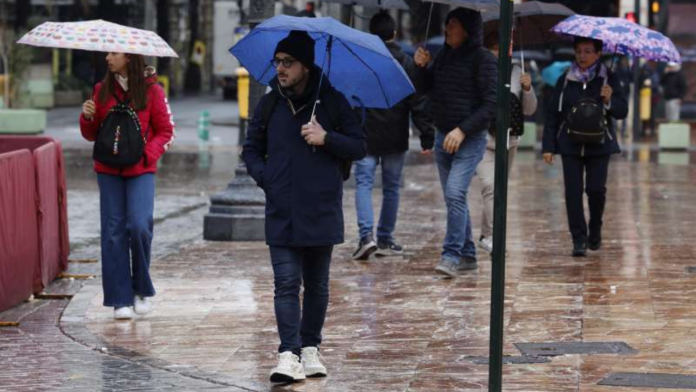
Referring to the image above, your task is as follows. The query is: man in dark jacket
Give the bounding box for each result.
[413,8,497,277]
[352,12,437,261]
[242,30,366,383]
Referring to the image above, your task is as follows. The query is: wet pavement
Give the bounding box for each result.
[2,148,696,391]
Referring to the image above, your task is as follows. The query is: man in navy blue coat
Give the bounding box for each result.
[242,30,366,383]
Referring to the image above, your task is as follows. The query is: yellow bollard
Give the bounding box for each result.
[640,84,652,122]
[237,68,249,120]
[158,75,170,98]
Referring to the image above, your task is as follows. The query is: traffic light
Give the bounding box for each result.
[649,0,664,30]
[624,11,636,24]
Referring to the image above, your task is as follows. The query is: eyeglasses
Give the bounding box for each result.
[272,57,298,68]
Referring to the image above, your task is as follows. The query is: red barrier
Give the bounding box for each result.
[0,150,39,312]
[0,136,70,306]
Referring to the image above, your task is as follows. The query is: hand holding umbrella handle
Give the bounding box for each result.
[415,47,432,68]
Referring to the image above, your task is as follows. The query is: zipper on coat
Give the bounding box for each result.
[581,144,585,157]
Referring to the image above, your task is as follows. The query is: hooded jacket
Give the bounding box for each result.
[413,8,498,137]
[79,66,175,176]
[242,67,367,247]
[363,42,436,155]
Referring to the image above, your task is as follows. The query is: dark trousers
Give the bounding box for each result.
[269,246,333,355]
[561,154,611,244]
[97,173,156,307]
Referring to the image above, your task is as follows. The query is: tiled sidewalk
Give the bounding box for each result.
[3,156,696,391]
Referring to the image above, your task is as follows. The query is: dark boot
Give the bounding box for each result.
[572,241,587,257]
[588,233,602,251]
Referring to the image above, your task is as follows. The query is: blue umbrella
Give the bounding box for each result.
[541,61,572,87]
[230,15,414,109]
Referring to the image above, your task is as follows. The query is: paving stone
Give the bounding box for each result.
[598,372,696,389]
[514,342,639,357]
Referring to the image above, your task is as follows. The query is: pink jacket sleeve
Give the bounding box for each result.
[144,84,175,165]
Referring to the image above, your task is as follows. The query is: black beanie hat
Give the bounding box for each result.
[274,30,315,69]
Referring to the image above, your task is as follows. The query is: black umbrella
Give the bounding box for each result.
[482,1,574,71]
[482,1,575,45]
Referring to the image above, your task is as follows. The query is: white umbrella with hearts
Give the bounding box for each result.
[17,19,178,58]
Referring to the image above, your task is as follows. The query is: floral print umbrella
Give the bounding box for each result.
[551,15,680,63]
[17,20,178,58]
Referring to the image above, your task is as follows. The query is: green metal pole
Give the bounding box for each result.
[488,0,514,391]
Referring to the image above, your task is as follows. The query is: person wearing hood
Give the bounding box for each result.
[661,62,687,122]
[242,30,366,383]
[351,12,437,261]
[413,8,498,278]
[80,53,175,320]
[542,37,628,257]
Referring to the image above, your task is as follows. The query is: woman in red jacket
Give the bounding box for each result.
[81,52,174,320]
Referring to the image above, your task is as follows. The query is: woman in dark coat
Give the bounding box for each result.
[542,37,628,257]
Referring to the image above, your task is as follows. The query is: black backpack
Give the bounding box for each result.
[257,89,358,181]
[488,64,525,138]
[93,94,148,167]
[489,91,524,137]
[509,93,525,137]
[561,69,608,145]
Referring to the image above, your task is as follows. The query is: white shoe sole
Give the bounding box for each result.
[352,243,377,260]
[305,368,327,378]
[114,309,134,320]
[434,264,457,279]
[270,371,306,383]
[374,248,403,257]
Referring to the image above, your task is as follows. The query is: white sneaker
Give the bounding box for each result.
[301,347,327,378]
[134,296,152,315]
[114,306,134,320]
[478,236,493,254]
[270,351,306,383]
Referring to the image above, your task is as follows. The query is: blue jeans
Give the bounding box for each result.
[270,246,333,355]
[97,173,156,307]
[434,131,487,263]
[354,153,406,242]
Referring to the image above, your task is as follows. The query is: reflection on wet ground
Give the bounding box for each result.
[46,153,696,392]
[2,140,696,391]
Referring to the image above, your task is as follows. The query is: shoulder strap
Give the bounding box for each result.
[259,91,280,131]
[317,88,345,131]
[558,70,570,113]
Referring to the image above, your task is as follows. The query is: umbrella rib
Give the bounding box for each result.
[334,38,390,107]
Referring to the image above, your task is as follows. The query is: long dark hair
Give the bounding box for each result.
[98,54,148,111]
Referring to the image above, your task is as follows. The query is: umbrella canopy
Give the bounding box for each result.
[231,15,414,109]
[424,0,498,12]
[541,60,572,87]
[323,0,409,10]
[17,20,178,58]
[483,1,575,46]
[551,15,681,63]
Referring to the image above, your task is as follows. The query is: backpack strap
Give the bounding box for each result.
[259,91,280,131]
[558,70,570,113]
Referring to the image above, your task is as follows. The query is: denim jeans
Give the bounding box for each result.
[354,153,406,243]
[97,173,156,308]
[434,131,487,263]
[269,246,333,355]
